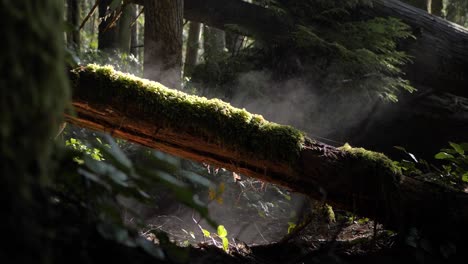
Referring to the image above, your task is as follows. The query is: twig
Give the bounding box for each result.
[130,7,144,28]
[80,0,100,30]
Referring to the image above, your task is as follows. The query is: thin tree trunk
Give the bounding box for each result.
[184,21,201,77]
[143,0,183,89]
[130,4,139,57]
[67,0,81,50]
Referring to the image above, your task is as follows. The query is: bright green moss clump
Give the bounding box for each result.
[72,64,306,163]
[339,143,401,175]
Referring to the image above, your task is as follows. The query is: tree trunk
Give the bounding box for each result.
[367,0,468,98]
[143,0,183,89]
[182,0,468,157]
[184,21,201,77]
[118,3,134,53]
[429,0,443,15]
[68,65,468,244]
[131,0,468,157]
[203,25,226,62]
[67,0,81,50]
[1,1,69,262]
[130,4,139,57]
[98,0,119,51]
[129,0,468,97]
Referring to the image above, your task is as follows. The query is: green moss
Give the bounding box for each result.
[339,143,401,174]
[72,64,306,163]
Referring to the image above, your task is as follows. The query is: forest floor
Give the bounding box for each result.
[132,179,423,264]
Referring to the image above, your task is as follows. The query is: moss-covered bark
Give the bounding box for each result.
[71,64,306,164]
[68,65,468,245]
[0,1,70,262]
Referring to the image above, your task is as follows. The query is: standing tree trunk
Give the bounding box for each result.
[143,0,183,89]
[0,1,69,263]
[98,0,119,51]
[118,3,135,53]
[184,21,201,77]
[130,4,139,57]
[67,0,81,50]
[428,0,443,15]
[203,25,225,62]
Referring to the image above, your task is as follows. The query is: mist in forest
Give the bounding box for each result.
[222,70,379,147]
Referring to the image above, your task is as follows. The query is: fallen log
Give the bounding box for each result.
[68,64,468,244]
[160,0,468,97]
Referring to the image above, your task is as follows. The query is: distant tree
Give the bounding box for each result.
[184,21,201,77]
[143,0,183,88]
[445,0,468,26]
[118,3,136,53]
[98,0,119,51]
[130,4,139,57]
[203,25,226,62]
[429,0,443,16]
[403,0,443,15]
[67,0,81,50]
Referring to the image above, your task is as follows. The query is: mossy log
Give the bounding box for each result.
[131,0,468,157]
[68,65,468,243]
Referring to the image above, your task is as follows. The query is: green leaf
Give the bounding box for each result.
[449,142,464,155]
[460,143,468,151]
[287,222,296,234]
[202,229,211,238]
[221,237,229,252]
[462,172,468,182]
[102,135,132,170]
[217,225,228,238]
[435,152,455,160]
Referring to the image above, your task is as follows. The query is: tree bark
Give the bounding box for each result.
[203,25,226,62]
[367,0,468,98]
[130,4,139,57]
[98,0,119,51]
[133,0,468,157]
[118,3,134,53]
[134,0,468,98]
[143,0,183,89]
[132,0,468,97]
[68,65,468,244]
[184,22,201,77]
[67,0,81,50]
[1,1,69,262]
[429,0,443,16]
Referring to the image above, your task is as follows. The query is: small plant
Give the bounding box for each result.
[199,225,230,252]
[394,142,468,190]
